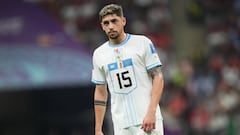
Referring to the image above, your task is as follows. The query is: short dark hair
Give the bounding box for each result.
[99,4,124,21]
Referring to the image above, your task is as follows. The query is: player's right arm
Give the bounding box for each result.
[94,84,108,135]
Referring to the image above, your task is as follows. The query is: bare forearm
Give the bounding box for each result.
[148,73,164,114]
[142,67,164,132]
[95,105,106,132]
[94,85,108,132]
[148,67,164,114]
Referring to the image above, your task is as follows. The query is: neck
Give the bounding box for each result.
[109,33,127,45]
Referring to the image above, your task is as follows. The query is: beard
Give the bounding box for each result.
[107,31,119,39]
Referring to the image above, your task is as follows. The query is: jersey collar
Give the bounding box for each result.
[108,33,131,47]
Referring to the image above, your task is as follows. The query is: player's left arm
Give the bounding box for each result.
[142,66,164,132]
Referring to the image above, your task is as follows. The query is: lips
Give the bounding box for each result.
[109,31,116,34]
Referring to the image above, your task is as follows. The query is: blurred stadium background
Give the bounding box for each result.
[0,0,239,135]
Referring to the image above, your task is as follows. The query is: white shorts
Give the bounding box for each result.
[113,118,164,135]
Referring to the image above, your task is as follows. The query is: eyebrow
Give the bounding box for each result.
[102,18,118,24]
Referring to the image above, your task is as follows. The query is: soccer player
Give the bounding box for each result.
[92,4,164,135]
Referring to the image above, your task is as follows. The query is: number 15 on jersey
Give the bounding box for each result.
[108,58,137,94]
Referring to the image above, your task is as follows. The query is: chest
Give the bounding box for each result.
[99,45,145,74]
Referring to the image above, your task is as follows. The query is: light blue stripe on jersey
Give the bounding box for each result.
[122,93,141,127]
[108,62,118,71]
[149,43,157,54]
[131,94,141,124]
[121,94,131,126]
[108,34,131,47]
[122,58,133,67]
[127,94,139,125]
[126,95,134,125]
[91,79,105,84]
[107,58,133,71]
[146,62,162,70]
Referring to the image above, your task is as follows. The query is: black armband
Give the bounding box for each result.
[94,100,107,106]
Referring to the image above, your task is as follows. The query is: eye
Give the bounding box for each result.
[103,21,109,25]
[111,19,117,23]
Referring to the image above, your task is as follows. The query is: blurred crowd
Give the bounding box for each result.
[165,0,240,135]
[39,0,240,135]
[40,0,172,51]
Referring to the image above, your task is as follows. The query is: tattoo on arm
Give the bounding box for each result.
[148,66,161,79]
[94,100,107,106]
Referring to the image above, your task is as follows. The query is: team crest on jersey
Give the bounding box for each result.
[114,48,123,68]
[114,48,123,59]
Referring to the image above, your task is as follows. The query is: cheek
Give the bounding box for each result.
[102,28,109,35]
[101,24,106,30]
[102,26,107,32]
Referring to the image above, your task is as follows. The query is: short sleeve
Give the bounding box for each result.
[91,52,106,84]
[143,36,162,70]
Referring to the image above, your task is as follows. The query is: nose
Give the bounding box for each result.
[108,22,114,29]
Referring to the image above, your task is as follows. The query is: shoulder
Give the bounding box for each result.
[129,34,152,42]
[129,34,153,51]
[93,41,109,57]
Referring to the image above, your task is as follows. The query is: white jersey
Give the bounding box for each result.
[92,34,163,128]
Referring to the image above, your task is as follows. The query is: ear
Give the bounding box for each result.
[100,22,105,30]
[122,17,126,26]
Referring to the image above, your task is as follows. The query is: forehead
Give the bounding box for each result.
[101,14,122,22]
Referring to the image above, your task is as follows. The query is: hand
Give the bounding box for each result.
[141,112,156,132]
[95,131,104,135]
